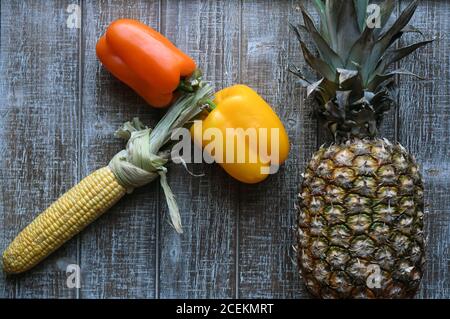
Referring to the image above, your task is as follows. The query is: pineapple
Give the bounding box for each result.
[291,0,432,298]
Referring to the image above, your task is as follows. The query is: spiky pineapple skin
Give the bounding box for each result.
[297,138,425,299]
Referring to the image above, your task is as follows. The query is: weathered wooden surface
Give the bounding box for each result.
[0,0,80,298]
[0,0,449,298]
[158,0,240,299]
[398,0,450,298]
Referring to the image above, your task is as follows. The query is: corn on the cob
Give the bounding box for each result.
[2,167,126,274]
[2,81,213,275]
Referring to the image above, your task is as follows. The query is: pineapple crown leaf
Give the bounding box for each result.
[355,0,370,32]
[300,40,336,81]
[373,39,434,77]
[377,0,396,36]
[299,8,344,69]
[291,0,434,141]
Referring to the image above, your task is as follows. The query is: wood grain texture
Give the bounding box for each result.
[0,0,449,299]
[238,0,310,298]
[398,0,450,299]
[0,0,80,298]
[79,0,161,298]
[158,0,240,299]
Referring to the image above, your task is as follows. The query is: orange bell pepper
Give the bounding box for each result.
[191,85,290,184]
[96,19,196,108]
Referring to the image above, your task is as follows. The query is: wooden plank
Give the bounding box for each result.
[158,0,240,298]
[398,0,450,299]
[79,0,162,298]
[238,0,313,298]
[0,0,9,299]
[0,0,80,298]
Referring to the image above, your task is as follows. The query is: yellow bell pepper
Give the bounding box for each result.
[191,85,290,184]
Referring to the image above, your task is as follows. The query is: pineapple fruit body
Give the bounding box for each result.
[297,138,424,298]
[290,0,432,298]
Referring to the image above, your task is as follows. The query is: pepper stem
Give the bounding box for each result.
[199,98,217,111]
[177,69,204,93]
